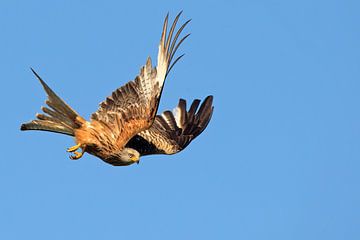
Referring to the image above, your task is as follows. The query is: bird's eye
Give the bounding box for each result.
[128,154,134,159]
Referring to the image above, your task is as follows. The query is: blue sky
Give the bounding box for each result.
[1,0,359,239]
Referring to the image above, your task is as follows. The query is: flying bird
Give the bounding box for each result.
[21,12,214,166]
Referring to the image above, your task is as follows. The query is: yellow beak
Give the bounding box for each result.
[130,156,139,163]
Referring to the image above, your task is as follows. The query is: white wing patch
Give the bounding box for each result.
[173,105,183,128]
[161,112,173,127]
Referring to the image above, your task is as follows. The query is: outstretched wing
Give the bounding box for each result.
[90,12,190,149]
[126,96,214,156]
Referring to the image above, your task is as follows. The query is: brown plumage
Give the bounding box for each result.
[126,96,214,155]
[21,12,214,166]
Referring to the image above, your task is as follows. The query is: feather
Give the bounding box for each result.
[161,111,178,130]
[21,120,74,136]
[21,69,82,136]
[90,13,190,149]
[127,96,214,155]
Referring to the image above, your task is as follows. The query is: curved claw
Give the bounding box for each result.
[67,143,81,152]
[69,151,83,160]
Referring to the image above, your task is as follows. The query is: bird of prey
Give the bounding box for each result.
[21,12,214,166]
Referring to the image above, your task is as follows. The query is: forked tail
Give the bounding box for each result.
[20,69,84,136]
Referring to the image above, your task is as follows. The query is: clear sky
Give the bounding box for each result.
[1,0,359,239]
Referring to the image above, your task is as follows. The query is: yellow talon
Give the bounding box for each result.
[67,143,85,160]
[67,143,81,152]
[69,151,83,160]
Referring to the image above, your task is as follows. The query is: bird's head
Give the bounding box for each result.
[105,148,140,166]
[123,148,141,164]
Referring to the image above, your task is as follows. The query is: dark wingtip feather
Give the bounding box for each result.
[199,96,214,122]
[129,95,213,156]
[165,11,184,56]
[178,99,187,112]
[197,95,213,118]
[178,99,186,110]
[178,99,187,127]
[205,95,214,101]
[164,13,191,78]
[166,53,185,77]
[20,123,27,131]
[161,13,169,42]
[203,95,214,106]
[183,95,214,136]
[188,99,201,117]
[174,11,183,23]
[195,95,214,133]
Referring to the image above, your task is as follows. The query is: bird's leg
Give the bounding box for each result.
[67,143,81,152]
[67,143,85,160]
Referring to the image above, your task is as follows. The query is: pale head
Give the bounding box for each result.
[104,148,140,166]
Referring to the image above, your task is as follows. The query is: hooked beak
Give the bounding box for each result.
[130,155,139,164]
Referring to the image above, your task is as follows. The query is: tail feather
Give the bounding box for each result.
[20,69,82,136]
[21,120,74,136]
